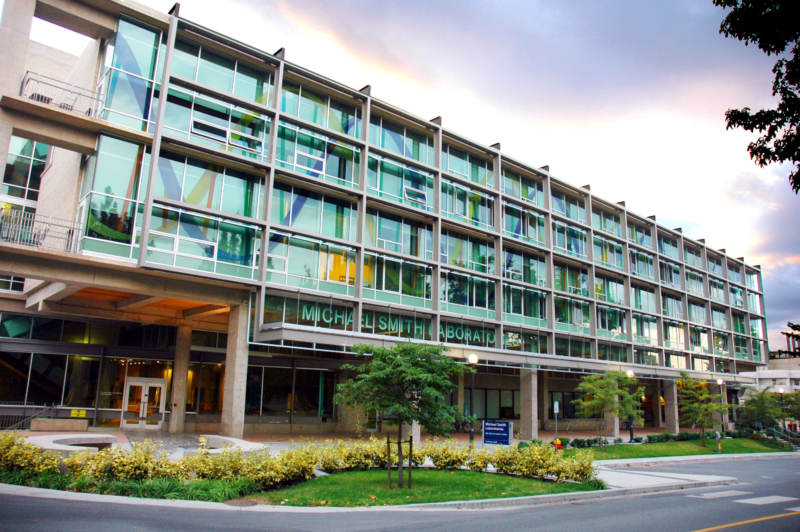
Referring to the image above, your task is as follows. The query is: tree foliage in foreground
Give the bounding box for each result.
[713,1,800,191]
[678,372,734,445]
[573,371,645,444]
[740,387,783,428]
[333,342,472,438]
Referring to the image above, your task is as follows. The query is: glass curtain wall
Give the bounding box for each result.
[271,181,357,242]
[595,275,625,304]
[503,169,544,206]
[369,115,434,165]
[363,253,433,308]
[502,248,546,287]
[367,155,434,211]
[276,122,361,188]
[442,144,494,187]
[266,232,356,296]
[503,202,546,245]
[440,230,495,274]
[365,208,433,260]
[502,283,546,327]
[441,179,494,229]
[281,81,361,138]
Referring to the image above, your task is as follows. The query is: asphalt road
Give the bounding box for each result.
[1,456,799,532]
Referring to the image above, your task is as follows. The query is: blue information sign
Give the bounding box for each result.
[483,421,513,445]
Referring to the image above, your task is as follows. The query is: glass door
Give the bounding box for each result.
[121,378,166,429]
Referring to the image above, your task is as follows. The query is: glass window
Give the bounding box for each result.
[728,264,741,284]
[658,234,679,259]
[442,144,494,187]
[63,356,100,407]
[627,222,652,249]
[553,221,587,258]
[750,317,764,338]
[554,296,590,334]
[685,247,703,268]
[747,291,762,314]
[746,271,760,291]
[593,235,624,271]
[686,270,705,296]
[630,250,655,279]
[503,202,545,246]
[369,115,433,165]
[552,190,585,222]
[88,135,144,200]
[440,321,496,347]
[27,353,67,405]
[659,260,681,289]
[502,283,547,327]
[730,286,744,309]
[662,294,683,319]
[634,349,659,366]
[595,275,625,304]
[0,351,30,401]
[688,301,706,324]
[712,307,728,330]
[690,326,710,353]
[710,279,725,302]
[0,313,32,339]
[663,321,685,349]
[441,179,494,230]
[554,264,589,297]
[708,257,723,276]
[3,135,49,201]
[292,369,334,417]
[597,306,626,339]
[441,230,495,274]
[366,156,432,211]
[502,248,546,287]
[633,313,658,345]
[592,209,621,237]
[630,285,656,312]
[502,169,543,206]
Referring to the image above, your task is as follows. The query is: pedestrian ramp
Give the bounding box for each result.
[597,469,736,489]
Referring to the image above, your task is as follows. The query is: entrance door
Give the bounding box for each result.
[121,378,167,430]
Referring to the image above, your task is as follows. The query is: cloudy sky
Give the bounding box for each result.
[25,0,799,348]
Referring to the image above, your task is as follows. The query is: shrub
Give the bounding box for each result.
[420,439,470,470]
[645,433,676,444]
[0,432,60,475]
[613,438,623,445]
[467,446,491,472]
[631,437,643,443]
[676,432,702,441]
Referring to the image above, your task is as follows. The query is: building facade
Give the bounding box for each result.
[0,0,768,438]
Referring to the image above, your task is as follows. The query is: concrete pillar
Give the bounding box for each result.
[456,374,465,417]
[664,380,680,434]
[604,409,619,438]
[540,370,549,424]
[711,383,728,430]
[519,369,538,440]
[655,381,664,429]
[401,421,420,443]
[220,304,249,438]
[168,325,191,433]
[0,0,36,168]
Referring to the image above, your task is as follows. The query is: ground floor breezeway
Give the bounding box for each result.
[0,308,743,439]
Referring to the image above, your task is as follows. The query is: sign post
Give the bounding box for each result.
[483,421,513,446]
[554,400,559,447]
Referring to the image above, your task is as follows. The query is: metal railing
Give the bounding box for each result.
[20,71,103,117]
[0,402,56,430]
[767,426,800,448]
[0,209,82,253]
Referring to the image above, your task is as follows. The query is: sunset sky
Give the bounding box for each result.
[23,0,800,348]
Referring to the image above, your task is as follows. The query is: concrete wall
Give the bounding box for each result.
[34,38,101,222]
[24,40,78,81]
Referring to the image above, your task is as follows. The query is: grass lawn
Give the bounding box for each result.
[562,438,787,461]
[247,469,596,507]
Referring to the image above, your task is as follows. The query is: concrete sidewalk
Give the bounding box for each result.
[597,451,799,468]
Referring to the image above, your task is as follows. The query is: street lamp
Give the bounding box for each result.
[716,379,725,431]
[468,354,479,445]
[626,370,635,443]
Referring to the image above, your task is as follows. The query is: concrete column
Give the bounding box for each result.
[0,0,35,168]
[401,421,420,443]
[168,325,192,434]
[519,369,538,440]
[711,383,728,430]
[220,304,249,438]
[604,409,619,438]
[456,374,465,417]
[655,380,664,429]
[664,379,680,434]
[539,371,550,424]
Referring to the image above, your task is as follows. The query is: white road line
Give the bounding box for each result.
[687,491,752,499]
[735,496,799,506]
[786,507,800,512]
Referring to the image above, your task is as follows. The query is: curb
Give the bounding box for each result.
[598,452,799,468]
[0,476,737,513]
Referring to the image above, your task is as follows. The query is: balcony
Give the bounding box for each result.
[21,71,103,117]
[0,209,81,253]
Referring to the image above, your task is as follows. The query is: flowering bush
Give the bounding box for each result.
[0,432,60,475]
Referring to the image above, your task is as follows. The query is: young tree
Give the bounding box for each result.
[573,371,644,445]
[740,388,782,429]
[677,372,734,445]
[334,342,472,487]
[712,1,800,191]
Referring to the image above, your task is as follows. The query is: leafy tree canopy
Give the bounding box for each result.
[678,372,734,445]
[713,0,800,191]
[740,387,783,427]
[573,371,645,423]
[333,342,472,437]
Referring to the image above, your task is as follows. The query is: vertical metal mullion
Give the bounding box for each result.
[93,348,105,427]
[259,366,264,418]
[289,360,297,425]
[138,16,178,267]
[60,354,69,407]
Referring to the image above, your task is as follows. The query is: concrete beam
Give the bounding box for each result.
[115,295,162,310]
[181,305,230,318]
[34,0,116,40]
[25,281,84,308]
[0,246,251,307]
[0,95,153,152]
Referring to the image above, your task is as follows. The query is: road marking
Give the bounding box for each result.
[687,491,752,499]
[760,476,773,479]
[735,496,799,506]
[692,511,800,532]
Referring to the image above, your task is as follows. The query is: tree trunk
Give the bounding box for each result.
[397,425,404,488]
[700,426,706,446]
